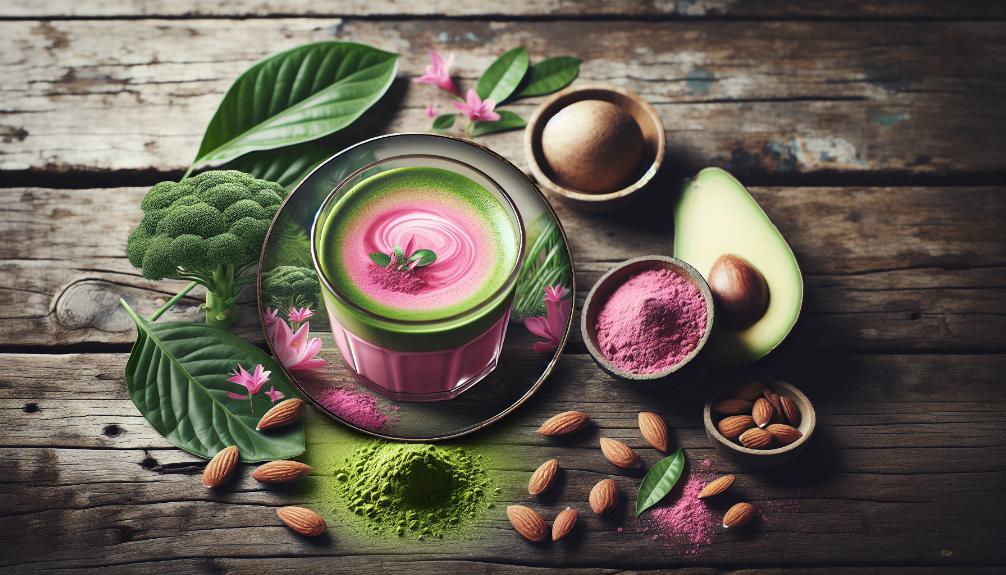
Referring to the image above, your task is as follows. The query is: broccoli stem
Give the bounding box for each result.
[204,265,238,327]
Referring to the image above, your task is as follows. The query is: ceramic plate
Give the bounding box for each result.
[257,133,575,440]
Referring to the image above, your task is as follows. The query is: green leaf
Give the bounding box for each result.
[263,214,312,269]
[407,248,437,268]
[369,252,392,268]
[516,57,581,98]
[393,245,406,269]
[120,301,305,462]
[514,215,572,319]
[636,448,686,517]
[225,142,334,189]
[470,110,526,137]
[475,47,529,104]
[192,41,399,169]
[432,113,458,131]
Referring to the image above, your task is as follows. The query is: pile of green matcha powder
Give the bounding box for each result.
[336,442,496,539]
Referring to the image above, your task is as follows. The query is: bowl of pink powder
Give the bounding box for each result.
[581,255,714,380]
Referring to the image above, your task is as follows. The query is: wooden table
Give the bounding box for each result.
[2,2,1005,573]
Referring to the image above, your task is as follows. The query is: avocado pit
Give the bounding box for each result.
[708,254,769,329]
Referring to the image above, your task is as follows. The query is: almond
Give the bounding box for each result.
[723,502,756,528]
[537,410,589,437]
[599,437,641,469]
[766,423,803,445]
[256,398,305,431]
[733,380,766,402]
[711,398,753,415]
[507,505,548,542]
[697,474,736,499]
[779,395,801,426]
[528,458,560,495]
[202,445,239,488]
[252,460,313,484]
[765,390,784,421]
[589,478,618,515]
[752,398,773,428]
[739,427,773,449]
[277,506,327,536]
[638,411,669,452]
[551,507,579,541]
[717,415,755,439]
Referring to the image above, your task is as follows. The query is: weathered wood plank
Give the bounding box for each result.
[2,0,1003,19]
[1,19,1003,178]
[3,352,1005,572]
[1,186,1003,351]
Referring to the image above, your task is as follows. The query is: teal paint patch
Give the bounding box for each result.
[685,67,715,95]
[871,112,909,127]
[764,141,796,173]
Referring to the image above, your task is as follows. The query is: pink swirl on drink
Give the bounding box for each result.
[338,198,497,311]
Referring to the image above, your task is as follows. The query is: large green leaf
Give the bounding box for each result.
[226,142,335,189]
[516,57,580,98]
[470,110,526,136]
[192,42,399,169]
[121,301,305,462]
[475,47,528,104]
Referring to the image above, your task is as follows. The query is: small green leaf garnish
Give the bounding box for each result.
[636,448,686,517]
[407,249,437,268]
[393,245,407,270]
[369,252,392,268]
[432,113,458,131]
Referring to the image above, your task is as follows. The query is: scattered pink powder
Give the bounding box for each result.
[646,468,718,556]
[315,387,393,431]
[595,268,707,374]
[699,458,713,470]
[616,527,624,534]
[367,265,428,294]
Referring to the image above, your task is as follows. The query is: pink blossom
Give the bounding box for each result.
[264,307,281,339]
[425,103,439,118]
[227,364,270,396]
[453,89,501,122]
[288,307,315,324]
[414,49,457,94]
[265,386,285,404]
[272,320,326,371]
[524,284,571,353]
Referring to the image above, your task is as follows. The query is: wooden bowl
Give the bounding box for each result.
[581,256,714,381]
[703,378,817,468]
[524,83,665,211]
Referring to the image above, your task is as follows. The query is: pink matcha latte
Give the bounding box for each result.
[313,163,524,401]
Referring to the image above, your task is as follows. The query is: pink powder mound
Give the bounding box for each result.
[595,267,707,374]
[315,387,395,431]
[367,265,429,294]
[647,468,717,556]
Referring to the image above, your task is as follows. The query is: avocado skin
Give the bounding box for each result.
[673,168,803,367]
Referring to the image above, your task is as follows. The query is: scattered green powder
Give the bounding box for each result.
[336,442,493,539]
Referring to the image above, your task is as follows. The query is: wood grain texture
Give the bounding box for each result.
[2,186,1003,352]
[4,0,1005,19]
[1,19,1003,179]
[2,352,1005,573]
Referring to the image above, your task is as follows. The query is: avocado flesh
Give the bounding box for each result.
[673,167,803,366]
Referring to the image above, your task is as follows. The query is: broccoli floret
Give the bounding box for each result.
[126,170,287,326]
[262,266,321,312]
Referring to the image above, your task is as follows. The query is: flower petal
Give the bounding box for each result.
[524,315,551,339]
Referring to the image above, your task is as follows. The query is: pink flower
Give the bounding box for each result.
[524,284,571,353]
[264,307,281,339]
[265,386,285,404]
[272,320,326,371]
[288,307,315,324]
[226,364,270,398]
[453,89,501,122]
[425,103,439,118]
[414,49,457,94]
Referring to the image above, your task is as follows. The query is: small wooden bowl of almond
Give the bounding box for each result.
[703,378,815,468]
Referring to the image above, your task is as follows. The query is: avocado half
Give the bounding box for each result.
[673,167,803,367]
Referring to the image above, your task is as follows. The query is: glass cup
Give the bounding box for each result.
[311,154,525,402]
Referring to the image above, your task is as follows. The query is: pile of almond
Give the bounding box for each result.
[712,381,803,450]
[199,399,324,537]
[506,409,670,542]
